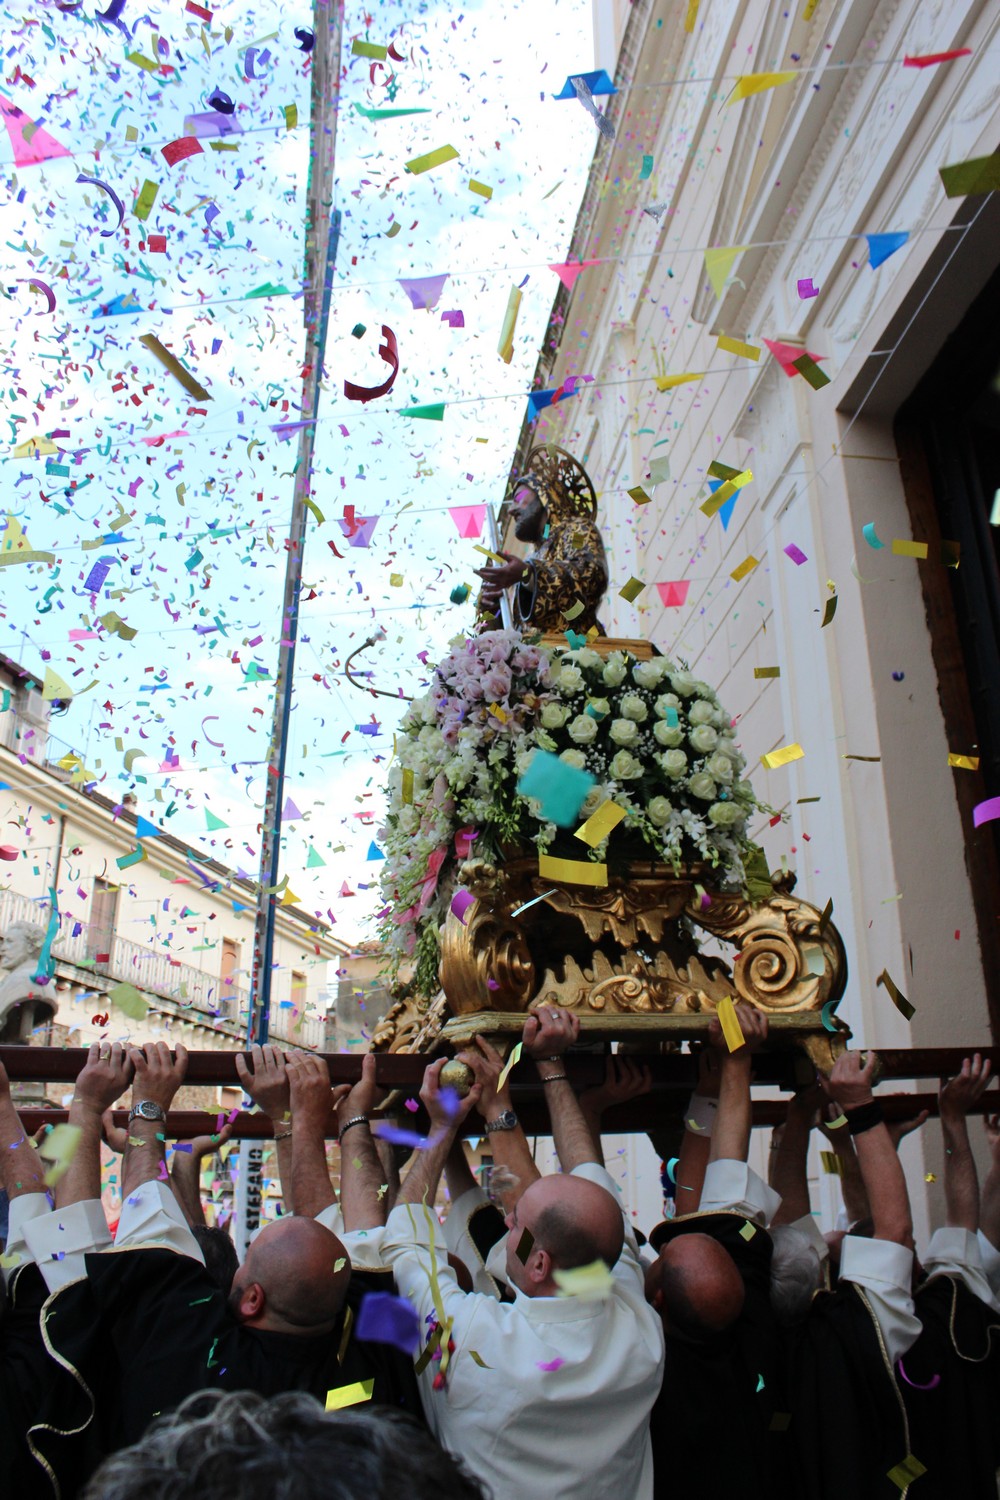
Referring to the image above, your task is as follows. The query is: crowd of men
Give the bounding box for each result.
[1,1003,998,1499]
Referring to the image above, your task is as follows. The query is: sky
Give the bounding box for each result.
[0,0,602,946]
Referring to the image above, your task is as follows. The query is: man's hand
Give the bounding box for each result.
[286,1051,333,1131]
[823,1050,878,1111]
[185,1120,235,1160]
[707,1001,768,1059]
[523,1004,579,1062]
[235,1044,290,1123]
[127,1041,188,1112]
[335,1053,385,1124]
[101,1108,129,1155]
[457,1035,511,1122]
[940,1054,993,1125]
[420,1057,482,1135]
[474,554,525,610]
[73,1041,134,1114]
[579,1055,652,1116]
[886,1107,930,1151]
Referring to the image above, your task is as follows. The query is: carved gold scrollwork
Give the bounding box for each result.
[439,882,535,1017]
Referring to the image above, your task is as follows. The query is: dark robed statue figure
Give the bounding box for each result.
[475,444,608,634]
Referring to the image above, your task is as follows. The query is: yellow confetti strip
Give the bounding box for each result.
[401,768,414,804]
[538,853,608,887]
[469,1350,492,1368]
[738,1221,757,1241]
[134,179,159,221]
[754,667,780,679]
[496,1041,523,1091]
[760,743,804,770]
[574,800,627,847]
[473,544,506,564]
[891,539,929,559]
[618,577,645,603]
[283,104,297,130]
[820,1150,844,1176]
[683,0,699,31]
[715,995,745,1052]
[628,485,652,504]
[351,39,386,58]
[554,1259,615,1300]
[948,753,979,770]
[469,179,493,199]
[325,1379,374,1411]
[877,968,915,1021]
[497,285,522,364]
[700,469,752,517]
[717,334,761,361]
[138,334,211,401]
[39,1123,82,1187]
[887,1456,927,1491]
[730,555,760,581]
[654,371,703,391]
[404,144,459,175]
[728,70,797,104]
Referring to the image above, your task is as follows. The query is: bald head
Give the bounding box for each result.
[505,1174,624,1296]
[230,1217,352,1334]
[645,1233,744,1339]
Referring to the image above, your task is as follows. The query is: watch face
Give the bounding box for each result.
[135,1101,164,1121]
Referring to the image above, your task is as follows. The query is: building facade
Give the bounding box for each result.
[506,0,1000,1239]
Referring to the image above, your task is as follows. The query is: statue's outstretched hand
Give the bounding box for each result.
[475,555,526,608]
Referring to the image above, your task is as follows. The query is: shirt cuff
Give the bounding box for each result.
[114,1181,205,1262]
[3,1192,52,1281]
[341,1226,386,1270]
[21,1199,113,1293]
[684,1093,718,1136]
[788,1213,830,1262]
[700,1159,781,1226]
[976,1229,1000,1296]
[315,1202,345,1238]
[839,1234,912,1291]
[382,1200,437,1258]
[925,1227,1000,1311]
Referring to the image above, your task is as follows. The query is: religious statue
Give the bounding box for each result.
[475,444,608,634]
[0,921,57,1043]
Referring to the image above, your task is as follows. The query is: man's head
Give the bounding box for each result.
[192,1225,239,1297]
[768,1225,822,1324]
[509,483,546,544]
[228,1217,351,1335]
[503,1174,624,1297]
[81,1389,487,1500]
[644,1233,745,1339]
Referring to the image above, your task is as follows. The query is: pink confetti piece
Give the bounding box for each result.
[784,543,808,565]
[536,1358,565,1371]
[797,277,819,298]
[972,795,1000,829]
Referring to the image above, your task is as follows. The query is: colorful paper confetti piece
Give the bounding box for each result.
[715,995,745,1052]
[877,968,915,1021]
[538,853,608,887]
[619,576,645,603]
[761,743,805,770]
[574,800,627,847]
[730,555,760,581]
[405,144,459,175]
[325,1379,375,1411]
[784,543,808,566]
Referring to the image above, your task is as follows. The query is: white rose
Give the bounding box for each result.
[514,748,535,775]
[609,749,643,780]
[609,718,640,747]
[557,665,584,695]
[654,721,684,747]
[654,693,680,717]
[579,784,606,817]
[567,714,599,745]
[576,648,603,669]
[708,801,744,827]
[688,699,715,726]
[602,656,628,687]
[669,671,697,696]
[559,749,587,770]
[706,751,735,783]
[398,807,419,835]
[647,795,673,827]
[586,697,611,721]
[660,749,688,779]
[689,724,718,754]
[632,658,669,689]
[540,702,570,729]
[619,693,649,723]
[688,773,718,801]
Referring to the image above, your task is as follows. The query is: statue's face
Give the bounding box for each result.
[511,485,545,543]
[0,928,34,969]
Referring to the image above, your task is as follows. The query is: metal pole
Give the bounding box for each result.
[487,503,514,630]
[247,0,343,1048]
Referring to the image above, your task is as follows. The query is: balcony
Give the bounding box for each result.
[0,888,325,1051]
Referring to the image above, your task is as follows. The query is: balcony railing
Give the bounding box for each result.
[0,888,326,1050]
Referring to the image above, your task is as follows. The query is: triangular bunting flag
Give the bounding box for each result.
[548,259,601,291]
[42,668,74,702]
[337,516,378,548]
[552,70,617,100]
[728,70,797,103]
[306,845,326,868]
[656,581,690,607]
[204,809,228,830]
[282,797,303,821]
[367,842,385,861]
[449,505,487,539]
[398,274,449,311]
[762,338,827,378]
[134,815,161,839]
[0,98,71,167]
[339,881,355,898]
[280,886,302,907]
[704,246,749,299]
[865,232,909,269]
[403,403,446,421]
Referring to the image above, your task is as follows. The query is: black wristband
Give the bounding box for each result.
[845,1100,883,1136]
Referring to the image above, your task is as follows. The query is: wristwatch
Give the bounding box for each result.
[128,1100,167,1123]
[485,1109,519,1134]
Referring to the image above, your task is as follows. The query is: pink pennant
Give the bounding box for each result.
[656,580,690,607]
[763,338,826,378]
[0,99,71,167]
[548,259,601,290]
[449,505,487,539]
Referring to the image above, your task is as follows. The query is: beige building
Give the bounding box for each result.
[506,0,1000,1240]
[0,652,346,1098]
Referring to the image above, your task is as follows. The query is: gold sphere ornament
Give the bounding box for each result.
[439,1059,474,1097]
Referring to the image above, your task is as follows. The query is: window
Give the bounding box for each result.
[291,969,307,1014]
[220,937,241,1018]
[87,878,119,964]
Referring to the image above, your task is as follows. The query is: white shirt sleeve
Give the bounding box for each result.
[838,1235,920,1363]
[20,1199,113,1292]
[2,1192,52,1282]
[114,1181,205,1262]
[976,1229,1000,1300]
[315,1202,345,1237]
[924,1227,1000,1312]
[381,1201,479,1338]
[570,1161,645,1284]
[699,1159,781,1227]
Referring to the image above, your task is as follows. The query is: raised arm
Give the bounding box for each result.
[235,1045,294,1212]
[170,1121,234,1228]
[56,1042,134,1208]
[816,1103,871,1227]
[671,1047,720,1210]
[709,1003,768,1165]
[0,1055,45,1203]
[286,1051,338,1218]
[524,1005,594,1172]
[769,1086,822,1227]
[335,1054,389,1232]
[823,1051,912,1247]
[457,1033,540,1209]
[938,1054,992,1232]
[981,1111,1000,1253]
[120,1042,189,1200]
[578,1055,652,1168]
[397,1059,482,1208]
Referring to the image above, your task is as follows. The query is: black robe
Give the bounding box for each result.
[649,1210,781,1500]
[892,1272,1000,1498]
[1,1263,71,1500]
[28,1248,423,1498]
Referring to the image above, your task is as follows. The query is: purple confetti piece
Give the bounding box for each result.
[440,309,465,328]
[797,278,819,299]
[294,26,315,51]
[370,1123,431,1150]
[355,1291,421,1354]
[450,889,475,925]
[83,560,111,592]
[897,1358,940,1391]
[784,543,808,566]
[537,1358,565,1371]
[208,89,235,114]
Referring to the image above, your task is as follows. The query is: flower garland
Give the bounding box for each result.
[378,630,767,994]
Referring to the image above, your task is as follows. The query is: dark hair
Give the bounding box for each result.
[533,1200,623,1272]
[191,1226,239,1296]
[82,1389,489,1500]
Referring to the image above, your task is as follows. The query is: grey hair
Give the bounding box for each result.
[82,1389,489,1500]
[769,1225,823,1325]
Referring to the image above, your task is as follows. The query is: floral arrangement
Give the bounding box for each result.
[378,629,766,994]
